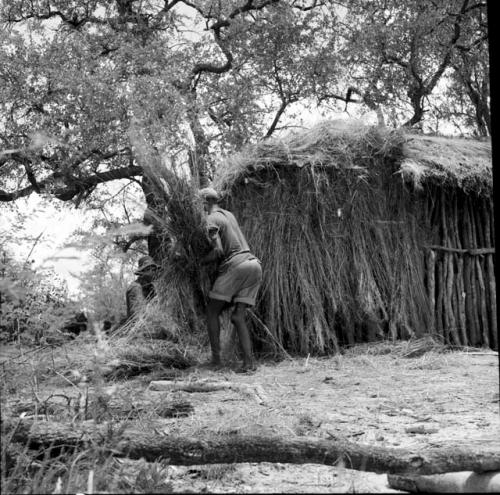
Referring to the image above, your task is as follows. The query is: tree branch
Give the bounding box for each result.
[264,99,289,138]
[424,0,470,91]
[207,0,280,31]
[0,165,143,202]
[192,27,233,75]
[22,160,42,194]
[291,0,326,11]
[114,234,146,253]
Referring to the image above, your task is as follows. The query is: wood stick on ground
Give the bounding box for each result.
[388,471,500,493]
[149,380,269,405]
[6,419,500,476]
[247,309,294,361]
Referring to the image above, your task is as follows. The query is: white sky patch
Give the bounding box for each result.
[1,195,96,297]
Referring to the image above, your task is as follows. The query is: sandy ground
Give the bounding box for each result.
[1,340,499,493]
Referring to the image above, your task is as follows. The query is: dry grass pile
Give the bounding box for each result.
[107,301,202,377]
[110,298,181,341]
[215,121,431,355]
[129,122,212,337]
[344,335,448,358]
[343,335,489,360]
[108,339,196,376]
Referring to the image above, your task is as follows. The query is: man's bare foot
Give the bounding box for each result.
[198,360,224,370]
[235,363,257,374]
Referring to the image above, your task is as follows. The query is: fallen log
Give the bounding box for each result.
[149,380,269,405]
[388,471,500,493]
[5,419,500,475]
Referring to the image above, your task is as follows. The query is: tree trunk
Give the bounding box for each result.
[7,419,500,475]
[185,94,212,188]
[141,175,168,263]
[403,88,426,128]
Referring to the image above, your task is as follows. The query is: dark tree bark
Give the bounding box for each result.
[141,175,168,263]
[6,419,500,475]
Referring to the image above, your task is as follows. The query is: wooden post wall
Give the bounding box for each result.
[424,189,496,350]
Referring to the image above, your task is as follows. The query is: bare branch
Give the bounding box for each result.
[0,165,143,202]
[424,0,470,91]
[192,27,233,75]
[291,0,326,11]
[114,234,146,253]
[207,0,280,31]
[264,99,289,138]
[22,160,41,194]
[189,0,279,77]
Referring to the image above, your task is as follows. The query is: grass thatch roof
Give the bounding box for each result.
[402,133,492,194]
[214,120,492,196]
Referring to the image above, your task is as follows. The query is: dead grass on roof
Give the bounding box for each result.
[214,120,492,196]
[403,134,492,194]
[214,120,405,195]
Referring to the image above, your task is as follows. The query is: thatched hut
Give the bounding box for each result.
[212,120,495,354]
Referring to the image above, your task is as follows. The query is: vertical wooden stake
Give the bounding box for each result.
[456,256,468,346]
[426,249,436,334]
[476,256,490,349]
[466,197,481,345]
[482,199,497,349]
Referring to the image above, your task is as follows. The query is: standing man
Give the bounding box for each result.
[126,255,159,320]
[199,187,262,373]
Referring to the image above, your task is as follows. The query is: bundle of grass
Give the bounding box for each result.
[128,122,213,337]
[111,298,181,342]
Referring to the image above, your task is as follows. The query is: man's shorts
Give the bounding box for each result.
[209,258,262,306]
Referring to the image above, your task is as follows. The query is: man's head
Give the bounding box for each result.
[135,255,159,281]
[198,187,219,213]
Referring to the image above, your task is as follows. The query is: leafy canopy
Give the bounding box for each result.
[0,0,489,208]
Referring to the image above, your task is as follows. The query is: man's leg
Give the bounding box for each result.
[206,298,227,365]
[231,302,255,370]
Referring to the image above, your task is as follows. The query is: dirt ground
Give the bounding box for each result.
[1,339,499,493]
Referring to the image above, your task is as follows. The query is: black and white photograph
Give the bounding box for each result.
[0,0,498,493]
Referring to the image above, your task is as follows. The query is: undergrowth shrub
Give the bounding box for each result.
[0,254,82,345]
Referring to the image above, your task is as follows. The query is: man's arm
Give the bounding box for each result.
[126,282,144,318]
[200,226,223,265]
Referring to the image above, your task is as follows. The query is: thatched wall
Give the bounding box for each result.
[213,121,495,354]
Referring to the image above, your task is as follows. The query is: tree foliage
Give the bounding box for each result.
[0,250,78,343]
[338,0,489,130]
[0,0,490,211]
